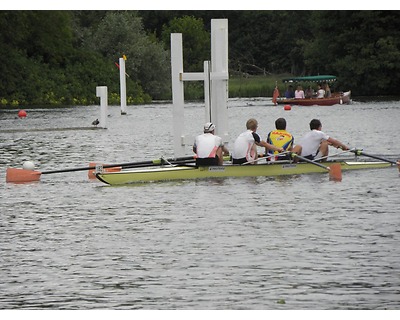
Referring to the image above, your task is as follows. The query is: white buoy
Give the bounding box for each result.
[23,161,35,171]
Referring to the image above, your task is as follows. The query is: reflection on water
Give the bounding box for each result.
[0,100,399,309]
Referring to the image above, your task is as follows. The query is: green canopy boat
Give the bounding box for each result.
[274,75,351,106]
[282,75,337,83]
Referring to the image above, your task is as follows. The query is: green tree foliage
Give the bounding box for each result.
[1,10,400,106]
[161,15,210,72]
[0,11,121,106]
[304,11,400,95]
[142,10,400,96]
[225,11,313,75]
[82,11,170,100]
[0,11,164,106]
[159,15,212,100]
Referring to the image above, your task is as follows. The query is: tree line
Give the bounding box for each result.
[0,10,399,107]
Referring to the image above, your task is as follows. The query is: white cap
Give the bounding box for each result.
[204,122,215,132]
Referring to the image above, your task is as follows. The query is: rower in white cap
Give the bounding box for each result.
[193,122,229,166]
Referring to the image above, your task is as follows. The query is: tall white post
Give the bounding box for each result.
[170,19,229,157]
[119,57,127,115]
[211,19,229,145]
[204,60,211,122]
[171,33,186,157]
[96,86,108,129]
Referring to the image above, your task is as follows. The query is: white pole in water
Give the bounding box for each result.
[119,57,127,115]
[204,60,211,122]
[170,19,229,157]
[96,86,108,129]
[210,19,229,146]
[171,33,186,157]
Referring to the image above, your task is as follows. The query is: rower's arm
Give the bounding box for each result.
[257,140,284,153]
[327,137,349,150]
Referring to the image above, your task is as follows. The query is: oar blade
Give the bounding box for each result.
[6,168,42,183]
[293,153,342,181]
[328,163,342,181]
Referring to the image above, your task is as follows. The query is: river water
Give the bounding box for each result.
[0,98,399,310]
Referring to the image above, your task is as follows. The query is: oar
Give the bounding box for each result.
[242,151,290,165]
[91,154,231,171]
[87,158,198,179]
[314,148,356,162]
[292,153,342,181]
[6,155,198,183]
[351,149,397,165]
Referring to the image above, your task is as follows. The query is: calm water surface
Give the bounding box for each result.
[0,98,399,309]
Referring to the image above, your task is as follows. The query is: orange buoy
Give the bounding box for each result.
[18,110,27,118]
[284,105,291,111]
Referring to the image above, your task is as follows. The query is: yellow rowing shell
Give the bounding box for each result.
[95,160,392,185]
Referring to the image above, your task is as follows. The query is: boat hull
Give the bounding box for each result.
[277,91,351,106]
[95,160,391,185]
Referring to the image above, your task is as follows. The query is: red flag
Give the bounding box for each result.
[272,87,280,105]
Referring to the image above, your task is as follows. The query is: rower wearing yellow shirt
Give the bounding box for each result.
[266,118,302,161]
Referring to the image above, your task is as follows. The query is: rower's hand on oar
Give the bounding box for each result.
[336,145,350,151]
[290,152,300,162]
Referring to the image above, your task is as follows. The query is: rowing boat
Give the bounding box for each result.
[95,160,392,185]
[274,75,351,106]
[95,159,392,185]
[276,91,351,106]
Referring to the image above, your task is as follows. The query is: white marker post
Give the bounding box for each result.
[96,86,108,129]
[171,33,186,157]
[171,38,209,157]
[210,19,229,145]
[170,19,229,157]
[119,57,127,115]
[204,60,211,122]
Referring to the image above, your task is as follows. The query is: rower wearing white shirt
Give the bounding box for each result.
[193,122,229,166]
[232,118,283,165]
[299,119,349,160]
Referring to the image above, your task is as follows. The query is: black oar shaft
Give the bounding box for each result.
[292,154,330,170]
[122,159,196,169]
[41,156,196,175]
[42,166,98,174]
[353,150,397,165]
